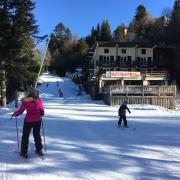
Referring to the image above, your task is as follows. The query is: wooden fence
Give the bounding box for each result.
[103,85,176,109]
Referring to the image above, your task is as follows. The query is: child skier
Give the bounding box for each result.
[77,84,82,96]
[118,100,131,128]
[58,88,63,97]
[57,80,59,87]
[12,87,44,158]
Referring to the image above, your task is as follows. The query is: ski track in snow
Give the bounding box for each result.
[1,73,180,179]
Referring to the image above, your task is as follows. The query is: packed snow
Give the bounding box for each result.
[1,73,180,180]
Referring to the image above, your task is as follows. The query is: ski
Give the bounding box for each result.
[117,126,136,131]
[18,152,31,162]
[10,149,30,163]
[10,148,45,162]
[39,155,45,160]
[121,127,128,130]
[36,154,45,160]
[117,125,129,129]
[34,151,46,160]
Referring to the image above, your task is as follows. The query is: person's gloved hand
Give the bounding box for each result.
[11,112,17,118]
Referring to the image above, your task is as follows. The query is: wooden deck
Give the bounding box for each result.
[103,85,176,109]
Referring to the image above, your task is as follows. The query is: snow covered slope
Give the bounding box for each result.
[1,73,180,180]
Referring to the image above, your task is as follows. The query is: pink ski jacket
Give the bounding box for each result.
[14,97,44,122]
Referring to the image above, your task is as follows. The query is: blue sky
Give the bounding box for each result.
[34,0,175,39]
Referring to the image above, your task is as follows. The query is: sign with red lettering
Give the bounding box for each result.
[106,71,140,79]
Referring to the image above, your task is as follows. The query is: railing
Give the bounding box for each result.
[106,85,175,96]
[141,71,167,77]
[103,85,176,109]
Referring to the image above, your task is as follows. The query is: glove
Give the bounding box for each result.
[12,112,17,117]
[39,108,44,116]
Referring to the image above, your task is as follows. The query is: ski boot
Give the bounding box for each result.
[123,125,129,128]
[35,150,43,156]
[20,152,28,159]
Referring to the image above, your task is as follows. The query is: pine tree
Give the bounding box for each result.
[48,22,73,76]
[169,0,180,86]
[96,23,100,41]
[168,0,180,43]
[91,26,97,45]
[52,22,72,52]
[100,20,112,41]
[10,0,39,85]
[0,0,40,105]
[113,23,127,42]
[135,5,147,21]
[129,4,154,41]
[92,23,101,43]
[153,16,168,42]
[48,22,89,76]
[0,0,14,106]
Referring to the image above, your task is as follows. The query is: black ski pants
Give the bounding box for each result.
[59,92,63,97]
[21,121,42,154]
[118,115,127,126]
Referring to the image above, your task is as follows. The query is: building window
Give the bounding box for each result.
[128,56,131,60]
[128,56,131,64]
[104,49,109,53]
[96,61,98,66]
[99,58,103,65]
[99,55,103,61]
[124,57,127,65]
[107,56,110,64]
[110,56,114,64]
[144,57,147,65]
[148,57,152,65]
[137,57,140,65]
[121,49,126,54]
[110,56,114,61]
[141,49,146,54]
[103,56,106,64]
[117,56,120,65]
[120,57,123,65]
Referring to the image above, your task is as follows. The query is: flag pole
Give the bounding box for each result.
[35,36,50,88]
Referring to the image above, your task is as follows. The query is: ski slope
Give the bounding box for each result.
[1,73,180,180]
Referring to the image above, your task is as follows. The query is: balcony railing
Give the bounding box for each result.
[102,85,176,109]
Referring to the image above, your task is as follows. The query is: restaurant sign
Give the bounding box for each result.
[106,71,140,79]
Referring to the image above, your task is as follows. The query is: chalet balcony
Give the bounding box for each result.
[134,60,155,68]
[98,62,132,68]
[99,63,118,68]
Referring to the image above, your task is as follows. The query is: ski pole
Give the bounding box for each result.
[15,117,20,152]
[41,120,47,151]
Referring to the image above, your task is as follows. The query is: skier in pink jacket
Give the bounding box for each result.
[12,88,44,158]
